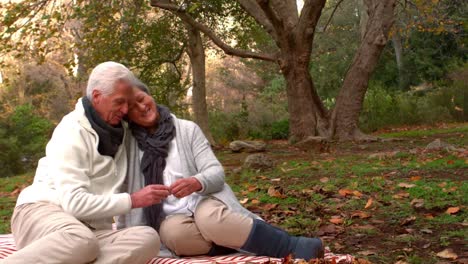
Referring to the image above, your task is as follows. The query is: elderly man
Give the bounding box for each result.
[2,62,168,264]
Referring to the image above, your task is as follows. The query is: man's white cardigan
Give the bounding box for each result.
[16,99,132,230]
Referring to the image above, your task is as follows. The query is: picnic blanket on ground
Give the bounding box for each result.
[0,234,356,264]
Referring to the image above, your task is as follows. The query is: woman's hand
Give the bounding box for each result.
[130,184,170,208]
[170,177,202,198]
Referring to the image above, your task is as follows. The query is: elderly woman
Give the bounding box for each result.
[117,82,324,260]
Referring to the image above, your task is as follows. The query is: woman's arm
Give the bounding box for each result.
[190,123,225,195]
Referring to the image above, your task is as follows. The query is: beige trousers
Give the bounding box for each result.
[2,202,160,264]
[159,198,253,256]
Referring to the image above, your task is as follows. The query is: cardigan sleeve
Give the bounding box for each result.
[189,123,225,195]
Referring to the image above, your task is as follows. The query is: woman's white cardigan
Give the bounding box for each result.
[117,115,260,229]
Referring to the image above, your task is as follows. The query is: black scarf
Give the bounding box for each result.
[130,105,176,231]
[82,96,124,157]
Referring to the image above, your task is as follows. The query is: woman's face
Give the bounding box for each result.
[128,88,159,128]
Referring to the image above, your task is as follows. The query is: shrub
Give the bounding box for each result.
[269,119,289,139]
[359,81,464,132]
[0,104,53,177]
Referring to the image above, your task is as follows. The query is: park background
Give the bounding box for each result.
[0,1,466,263]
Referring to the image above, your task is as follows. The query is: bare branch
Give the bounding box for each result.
[257,0,284,31]
[237,0,279,41]
[150,0,278,62]
[270,0,299,26]
[323,0,345,33]
[296,0,326,38]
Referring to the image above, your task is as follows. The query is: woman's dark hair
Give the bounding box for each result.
[134,79,150,94]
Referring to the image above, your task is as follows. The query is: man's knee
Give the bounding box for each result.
[63,226,99,262]
[127,226,160,258]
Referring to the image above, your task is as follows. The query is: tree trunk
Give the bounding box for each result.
[392,26,405,89]
[185,23,216,145]
[280,47,329,142]
[333,0,396,141]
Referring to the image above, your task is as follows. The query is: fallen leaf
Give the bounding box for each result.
[239,198,248,204]
[351,211,371,219]
[318,224,344,235]
[364,198,373,209]
[447,160,454,165]
[420,228,433,234]
[446,207,460,214]
[264,203,278,211]
[394,261,409,264]
[424,213,434,219]
[436,248,458,260]
[438,182,447,188]
[393,191,410,199]
[398,182,416,188]
[353,190,363,197]
[333,242,345,250]
[353,224,377,230]
[267,186,285,198]
[410,176,422,181]
[247,186,257,192]
[270,178,281,182]
[338,189,354,197]
[329,216,344,224]
[251,199,260,204]
[410,198,425,208]
[357,250,376,256]
[422,242,431,249]
[400,216,416,226]
[10,188,21,196]
[319,177,329,183]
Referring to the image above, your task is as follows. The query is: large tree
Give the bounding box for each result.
[151,0,397,141]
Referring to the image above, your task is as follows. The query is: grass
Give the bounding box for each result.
[378,125,468,138]
[0,124,466,263]
[0,172,33,233]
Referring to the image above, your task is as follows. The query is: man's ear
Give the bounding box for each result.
[91,89,102,105]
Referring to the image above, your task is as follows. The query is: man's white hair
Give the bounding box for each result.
[86,61,136,100]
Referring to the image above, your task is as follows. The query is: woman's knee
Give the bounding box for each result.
[194,199,225,235]
[159,215,211,255]
[159,215,190,245]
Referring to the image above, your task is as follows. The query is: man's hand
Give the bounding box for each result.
[170,177,202,198]
[130,184,170,208]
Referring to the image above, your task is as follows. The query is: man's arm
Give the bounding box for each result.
[48,124,132,220]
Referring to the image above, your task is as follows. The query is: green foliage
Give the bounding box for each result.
[0,104,52,177]
[269,119,289,140]
[208,111,241,144]
[360,80,466,132]
[0,128,22,177]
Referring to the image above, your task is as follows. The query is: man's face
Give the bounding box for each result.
[92,80,134,126]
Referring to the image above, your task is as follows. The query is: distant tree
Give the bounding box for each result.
[151,0,397,141]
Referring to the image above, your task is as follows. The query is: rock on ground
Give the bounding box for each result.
[243,153,274,170]
[425,139,458,151]
[229,140,267,153]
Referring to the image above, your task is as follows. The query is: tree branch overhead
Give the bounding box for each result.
[150,0,278,62]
